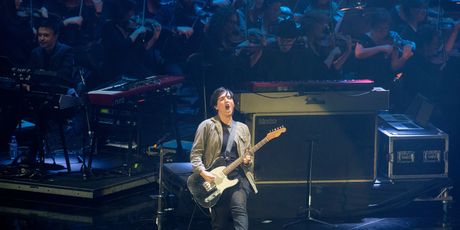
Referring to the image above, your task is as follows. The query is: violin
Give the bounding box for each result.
[16,7,43,19]
[17,7,61,18]
[128,15,162,43]
[375,31,416,58]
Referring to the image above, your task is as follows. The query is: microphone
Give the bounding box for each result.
[152,133,171,149]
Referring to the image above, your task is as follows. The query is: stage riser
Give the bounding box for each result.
[0,173,156,199]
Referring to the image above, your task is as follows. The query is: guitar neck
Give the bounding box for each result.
[222,137,269,176]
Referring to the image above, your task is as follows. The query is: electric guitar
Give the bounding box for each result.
[187,126,287,208]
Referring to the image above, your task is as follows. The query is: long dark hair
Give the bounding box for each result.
[206,7,238,44]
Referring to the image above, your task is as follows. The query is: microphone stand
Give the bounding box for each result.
[154,136,168,230]
[305,139,335,227]
[283,139,336,228]
[78,68,95,179]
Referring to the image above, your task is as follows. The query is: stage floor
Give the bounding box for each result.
[0,153,458,229]
[0,184,458,230]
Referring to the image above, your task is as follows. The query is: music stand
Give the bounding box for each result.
[283,139,336,228]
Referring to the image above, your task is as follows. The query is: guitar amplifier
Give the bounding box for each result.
[248,112,377,182]
[236,88,389,114]
[377,125,449,179]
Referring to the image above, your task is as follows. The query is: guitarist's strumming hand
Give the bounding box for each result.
[200,170,216,183]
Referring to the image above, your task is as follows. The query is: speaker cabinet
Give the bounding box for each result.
[249,113,376,182]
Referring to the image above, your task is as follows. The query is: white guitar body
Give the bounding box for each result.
[210,166,239,193]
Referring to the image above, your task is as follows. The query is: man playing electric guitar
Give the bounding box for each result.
[189,87,257,230]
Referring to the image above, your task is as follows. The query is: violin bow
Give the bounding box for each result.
[79,0,84,16]
[30,0,34,29]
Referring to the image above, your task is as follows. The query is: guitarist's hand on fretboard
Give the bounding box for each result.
[200,170,216,183]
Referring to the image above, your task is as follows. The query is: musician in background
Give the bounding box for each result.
[2,18,76,164]
[302,11,352,80]
[352,8,413,90]
[250,19,309,81]
[0,0,37,153]
[154,0,204,75]
[43,0,102,48]
[393,0,428,42]
[243,0,265,29]
[100,0,161,86]
[398,24,460,170]
[29,18,76,87]
[200,7,245,95]
[303,0,340,21]
[235,28,268,81]
[239,0,281,38]
[400,24,445,111]
[0,0,36,67]
[190,87,257,230]
[260,0,282,35]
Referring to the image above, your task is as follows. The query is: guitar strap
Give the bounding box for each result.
[224,121,237,160]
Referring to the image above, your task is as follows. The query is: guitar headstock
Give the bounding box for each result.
[266,126,287,141]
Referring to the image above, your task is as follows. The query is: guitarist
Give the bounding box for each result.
[190,87,257,230]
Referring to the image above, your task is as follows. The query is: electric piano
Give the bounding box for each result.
[87,75,184,106]
[247,79,375,93]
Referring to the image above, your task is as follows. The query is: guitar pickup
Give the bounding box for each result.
[204,190,220,203]
[203,181,215,192]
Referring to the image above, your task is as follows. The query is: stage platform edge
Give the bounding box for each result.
[0,171,156,199]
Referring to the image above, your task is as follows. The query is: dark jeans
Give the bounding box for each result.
[210,180,250,230]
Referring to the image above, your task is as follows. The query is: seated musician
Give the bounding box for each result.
[201,7,246,90]
[29,17,77,89]
[302,11,352,80]
[240,0,282,38]
[153,0,204,75]
[43,0,104,82]
[0,0,36,66]
[249,19,310,81]
[100,0,161,86]
[398,23,460,147]
[352,8,413,90]
[235,28,268,82]
[392,0,428,42]
[400,24,453,112]
[1,18,77,165]
[0,0,37,153]
[43,0,103,48]
[303,0,340,24]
